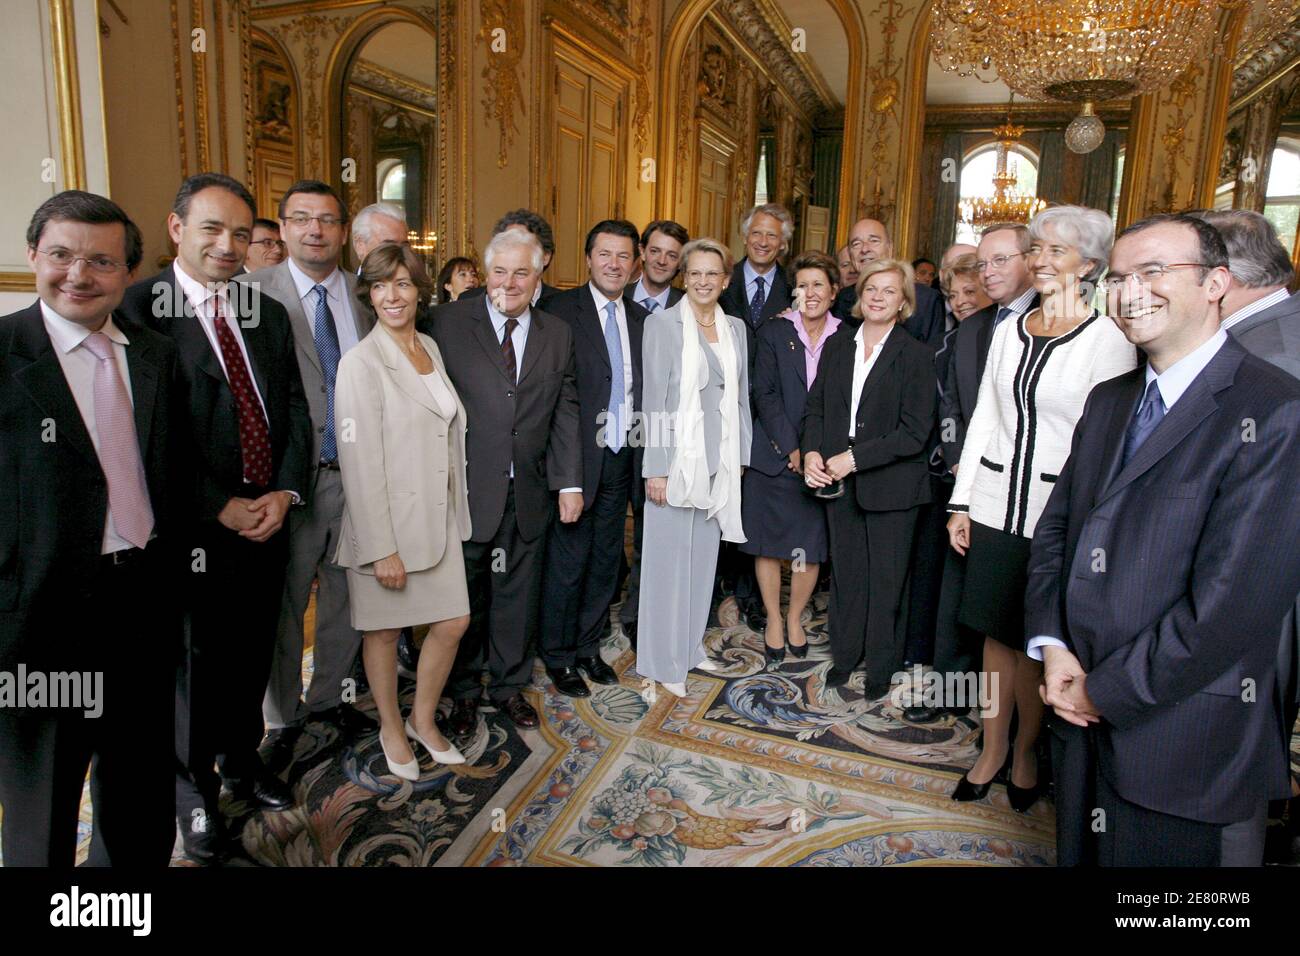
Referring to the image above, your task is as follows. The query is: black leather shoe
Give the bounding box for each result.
[546,665,591,698]
[903,704,939,722]
[498,694,540,728]
[743,606,768,633]
[575,655,619,685]
[765,642,786,666]
[951,774,993,802]
[862,680,894,700]
[179,808,222,865]
[263,727,302,776]
[622,619,637,649]
[230,771,294,811]
[786,636,809,660]
[312,703,379,738]
[1007,780,1041,813]
[826,666,853,688]
[396,627,419,677]
[449,698,479,737]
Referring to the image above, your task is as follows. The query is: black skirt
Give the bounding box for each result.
[956,519,1031,650]
[739,466,829,563]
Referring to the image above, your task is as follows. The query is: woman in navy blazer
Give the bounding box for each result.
[741,251,842,664]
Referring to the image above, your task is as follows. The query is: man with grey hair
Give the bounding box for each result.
[350,201,408,268]
[718,203,794,633]
[429,228,581,734]
[461,209,561,304]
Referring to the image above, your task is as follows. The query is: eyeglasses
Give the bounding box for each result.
[975,253,1026,272]
[249,238,285,249]
[1101,263,1208,292]
[34,248,127,274]
[283,214,346,228]
[685,270,725,281]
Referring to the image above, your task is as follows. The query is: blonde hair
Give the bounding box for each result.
[852,258,915,324]
[680,237,734,276]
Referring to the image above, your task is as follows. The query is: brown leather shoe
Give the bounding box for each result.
[498,694,539,728]
[448,697,480,737]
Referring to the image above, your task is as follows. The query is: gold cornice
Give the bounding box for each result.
[48,0,86,190]
[171,0,188,177]
[353,57,435,100]
[248,0,378,19]
[544,16,638,83]
[750,0,841,111]
[0,272,37,293]
[192,0,211,170]
[346,82,437,117]
[1231,50,1300,113]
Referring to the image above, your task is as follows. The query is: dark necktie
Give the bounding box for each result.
[501,317,519,381]
[1121,379,1165,468]
[311,284,342,463]
[212,296,273,486]
[749,276,766,326]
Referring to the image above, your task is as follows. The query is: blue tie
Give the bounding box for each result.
[1121,379,1165,468]
[604,301,625,453]
[312,284,342,463]
[641,297,658,313]
[994,305,1012,326]
[749,276,766,327]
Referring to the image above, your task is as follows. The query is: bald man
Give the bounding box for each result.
[831,218,946,347]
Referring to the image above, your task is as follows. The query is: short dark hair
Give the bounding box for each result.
[26,190,143,271]
[173,172,256,221]
[788,249,840,290]
[584,219,640,256]
[1116,213,1230,278]
[356,242,435,311]
[253,217,280,233]
[278,179,347,222]
[911,257,936,270]
[437,255,478,301]
[492,209,554,256]
[640,219,689,250]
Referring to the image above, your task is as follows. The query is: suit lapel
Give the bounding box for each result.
[469,298,513,382]
[578,287,611,372]
[119,317,161,457]
[272,265,323,379]
[518,310,547,385]
[852,329,905,420]
[10,305,99,465]
[783,320,808,388]
[373,327,440,416]
[623,294,645,405]
[1092,372,1143,507]
[760,269,789,322]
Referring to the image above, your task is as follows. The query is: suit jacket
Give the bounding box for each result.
[429,296,581,543]
[0,304,187,670]
[832,281,947,349]
[1229,289,1300,380]
[938,295,1041,468]
[120,269,312,519]
[801,325,936,512]
[749,315,830,477]
[537,285,648,508]
[239,262,373,474]
[640,302,752,479]
[333,326,470,573]
[1024,339,1300,824]
[719,259,792,369]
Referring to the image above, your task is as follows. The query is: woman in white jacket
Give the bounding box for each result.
[946,206,1137,812]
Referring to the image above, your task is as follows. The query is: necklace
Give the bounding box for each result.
[694,310,716,327]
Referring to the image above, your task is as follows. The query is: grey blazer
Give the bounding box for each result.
[641,301,752,479]
[240,262,374,472]
[333,326,470,573]
[1229,289,1300,380]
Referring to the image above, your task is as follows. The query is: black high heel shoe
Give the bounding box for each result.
[951,774,992,802]
[1006,780,1041,813]
[764,642,786,665]
[786,628,808,660]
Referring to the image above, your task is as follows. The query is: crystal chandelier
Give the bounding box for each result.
[959,115,1047,228]
[931,0,1300,153]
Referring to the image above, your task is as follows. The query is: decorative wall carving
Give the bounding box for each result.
[555,0,629,45]
[862,0,903,226]
[628,0,654,172]
[253,39,294,143]
[267,13,352,177]
[352,59,437,111]
[698,44,734,113]
[479,0,525,169]
[714,0,838,123]
[1232,12,1300,102]
[1148,63,1204,214]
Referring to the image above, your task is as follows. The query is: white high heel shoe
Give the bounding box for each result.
[405,719,466,766]
[661,681,688,698]
[379,729,420,781]
[695,658,719,672]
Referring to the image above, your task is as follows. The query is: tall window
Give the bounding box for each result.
[378,159,406,218]
[754,138,771,206]
[955,142,1040,246]
[1264,138,1300,257]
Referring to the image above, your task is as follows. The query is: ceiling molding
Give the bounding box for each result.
[1232,12,1300,105]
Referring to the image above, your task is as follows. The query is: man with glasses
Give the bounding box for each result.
[1,191,185,865]
[121,172,312,862]
[241,180,377,771]
[244,218,285,272]
[1028,213,1300,866]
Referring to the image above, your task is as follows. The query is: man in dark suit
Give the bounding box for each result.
[460,209,560,305]
[0,192,184,867]
[1027,213,1300,866]
[717,204,795,633]
[537,220,647,697]
[832,218,946,348]
[431,229,581,734]
[120,173,312,863]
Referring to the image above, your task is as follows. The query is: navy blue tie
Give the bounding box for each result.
[994,305,1012,326]
[1121,379,1165,468]
[749,276,766,327]
[312,284,342,463]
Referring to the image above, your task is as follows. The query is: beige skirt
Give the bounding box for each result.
[346,507,470,632]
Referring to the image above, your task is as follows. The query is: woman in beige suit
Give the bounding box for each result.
[335,243,472,779]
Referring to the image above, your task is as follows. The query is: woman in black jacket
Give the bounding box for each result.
[802,259,936,697]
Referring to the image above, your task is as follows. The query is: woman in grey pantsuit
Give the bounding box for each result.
[637,238,752,698]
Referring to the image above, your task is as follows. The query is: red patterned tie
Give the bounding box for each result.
[501,317,519,381]
[211,296,273,487]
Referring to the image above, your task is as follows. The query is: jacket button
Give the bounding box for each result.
[512,429,519,437]
[507,390,514,398]
[320,386,326,394]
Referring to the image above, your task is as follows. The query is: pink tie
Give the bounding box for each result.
[82,332,154,549]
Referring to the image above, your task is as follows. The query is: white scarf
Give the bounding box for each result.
[666,302,746,542]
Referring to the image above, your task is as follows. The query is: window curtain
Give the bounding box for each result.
[930,132,964,260]
[1080,129,1124,215]
[1037,130,1066,206]
[813,131,843,251]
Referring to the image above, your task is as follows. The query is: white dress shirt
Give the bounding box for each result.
[174,261,271,420]
[40,302,144,555]
[1027,329,1229,660]
[1221,287,1289,332]
[848,324,894,438]
[631,277,670,313]
[286,258,360,355]
[588,282,634,428]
